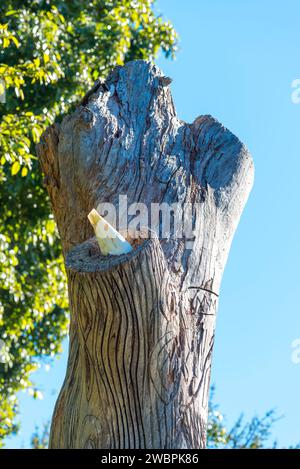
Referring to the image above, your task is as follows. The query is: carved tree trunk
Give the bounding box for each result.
[37,60,254,449]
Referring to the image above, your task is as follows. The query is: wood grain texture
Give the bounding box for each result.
[37,60,254,448]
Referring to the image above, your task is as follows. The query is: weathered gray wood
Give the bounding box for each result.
[37,60,254,449]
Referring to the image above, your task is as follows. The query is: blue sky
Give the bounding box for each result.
[6,0,300,448]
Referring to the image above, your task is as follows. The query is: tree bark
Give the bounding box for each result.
[37,60,254,449]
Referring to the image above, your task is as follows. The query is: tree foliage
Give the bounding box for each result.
[31,422,49,450]
[0,0,177,445]
[207,388,279,449]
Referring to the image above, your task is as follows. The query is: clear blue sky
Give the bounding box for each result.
[6,0,300,448]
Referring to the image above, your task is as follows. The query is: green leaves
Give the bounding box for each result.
[0,23,20,49]
[21,167,28,177]
[10,161,20,175]
[0,113,45,182]
[0,0,177,446]
[207,388,279,449]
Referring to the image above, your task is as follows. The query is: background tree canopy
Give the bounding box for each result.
[0,0,177,445]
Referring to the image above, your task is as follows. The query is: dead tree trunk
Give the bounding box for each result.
[37,60,254,449]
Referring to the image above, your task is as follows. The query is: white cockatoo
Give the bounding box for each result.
[88,208,132,256]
